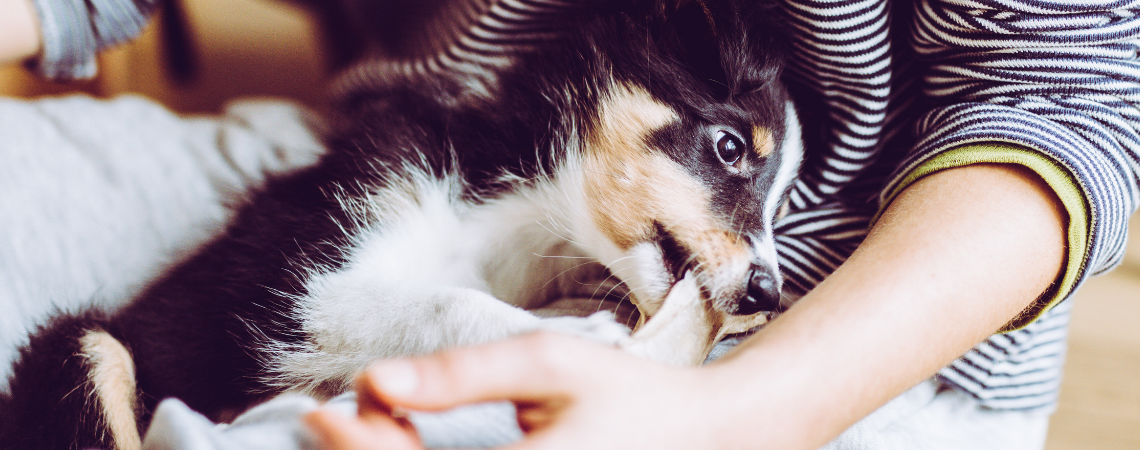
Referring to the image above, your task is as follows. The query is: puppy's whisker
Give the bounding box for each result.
[589,257,636,298]
[729,202,742,230]
[534,220,588,249]
[595,265,641,299]
[536,259,607,293]
[531,253,594,259]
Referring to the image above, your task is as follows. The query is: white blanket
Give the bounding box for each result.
[142,337,747,450]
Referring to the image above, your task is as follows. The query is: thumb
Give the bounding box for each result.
[360,332,608,411]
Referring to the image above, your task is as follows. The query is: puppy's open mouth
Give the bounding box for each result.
[654,223,693,283]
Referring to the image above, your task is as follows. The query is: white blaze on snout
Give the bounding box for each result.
[757,101,804,273]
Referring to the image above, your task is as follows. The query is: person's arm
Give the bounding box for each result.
[704,162,1065,447]
[0,0,41,65]
[305,162,1066,450]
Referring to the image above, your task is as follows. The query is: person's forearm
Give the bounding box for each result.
[708,163,1066,449]
[0,0,41,65]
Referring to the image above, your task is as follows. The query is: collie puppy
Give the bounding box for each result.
[0,0,800,448]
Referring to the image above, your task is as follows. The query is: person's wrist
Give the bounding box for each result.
[703,346,834,450]
[0,0,42,65]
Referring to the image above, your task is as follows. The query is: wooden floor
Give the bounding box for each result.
[1045,214,1140,449]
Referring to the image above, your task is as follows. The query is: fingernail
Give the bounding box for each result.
[370,361,419,397]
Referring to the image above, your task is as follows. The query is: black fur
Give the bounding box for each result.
[2,0,790,446]
[1,311,133,450]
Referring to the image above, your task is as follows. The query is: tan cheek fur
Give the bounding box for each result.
[581,83,680,249]
[81,331,141,450]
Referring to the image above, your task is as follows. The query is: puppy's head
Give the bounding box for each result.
[573,0,799,362]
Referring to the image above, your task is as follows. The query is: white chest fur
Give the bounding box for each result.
[264,171,623,396]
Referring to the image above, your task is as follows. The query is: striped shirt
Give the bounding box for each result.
[28,0,157,79]
[779,0,1140,411]
[36,0,1139,412]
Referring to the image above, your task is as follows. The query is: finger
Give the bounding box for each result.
[515,399,569,433]
[363,332,613,411]
[355,374,419,434]
[355,372,396,418]
[304,408,421,450]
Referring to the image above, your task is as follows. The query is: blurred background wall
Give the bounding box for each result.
[0,0,328,112]
[0,0,1136,448]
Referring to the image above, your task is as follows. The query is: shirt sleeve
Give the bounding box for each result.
[880,143,1090,330]
[879,0,1140,326]
[28,0,158,79]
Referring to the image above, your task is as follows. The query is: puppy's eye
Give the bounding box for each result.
[715,130,744,166]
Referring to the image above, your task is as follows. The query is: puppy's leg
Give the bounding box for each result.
[2,312,141,450]
[267,280,628,397]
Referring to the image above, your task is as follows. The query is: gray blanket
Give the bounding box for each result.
[141,338,746,450]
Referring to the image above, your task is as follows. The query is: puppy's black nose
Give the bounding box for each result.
[736,266,782,315]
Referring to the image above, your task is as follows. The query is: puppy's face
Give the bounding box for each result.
[580,84,799,321]
[571,0,797,361]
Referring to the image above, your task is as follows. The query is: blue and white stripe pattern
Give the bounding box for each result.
[771,0,902,297]
[334,0,592,100]
[940,299,1074,409]
[29,0,158,79]
[778,0,1140,411]
[898,0,1140,410]
[780,0,893,204]
[898,0,1140,281]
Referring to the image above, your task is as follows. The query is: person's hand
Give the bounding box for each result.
[304,332,732,450]
[0,0,41,65]
[303,372,424,450]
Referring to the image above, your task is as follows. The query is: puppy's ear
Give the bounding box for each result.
[656,0,730,98]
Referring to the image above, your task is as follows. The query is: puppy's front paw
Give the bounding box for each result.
[536,312,632,347]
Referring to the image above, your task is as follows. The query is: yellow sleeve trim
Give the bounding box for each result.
[878,143,1089,331]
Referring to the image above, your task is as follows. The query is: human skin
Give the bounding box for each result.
[304,162,1067,450]
[0,0,41,65]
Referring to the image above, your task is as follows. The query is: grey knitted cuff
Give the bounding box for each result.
[28,0,156,80]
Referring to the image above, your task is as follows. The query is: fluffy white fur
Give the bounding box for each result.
[267,163,634,395]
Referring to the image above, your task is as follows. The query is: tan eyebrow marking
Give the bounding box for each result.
[752,125,774,157]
